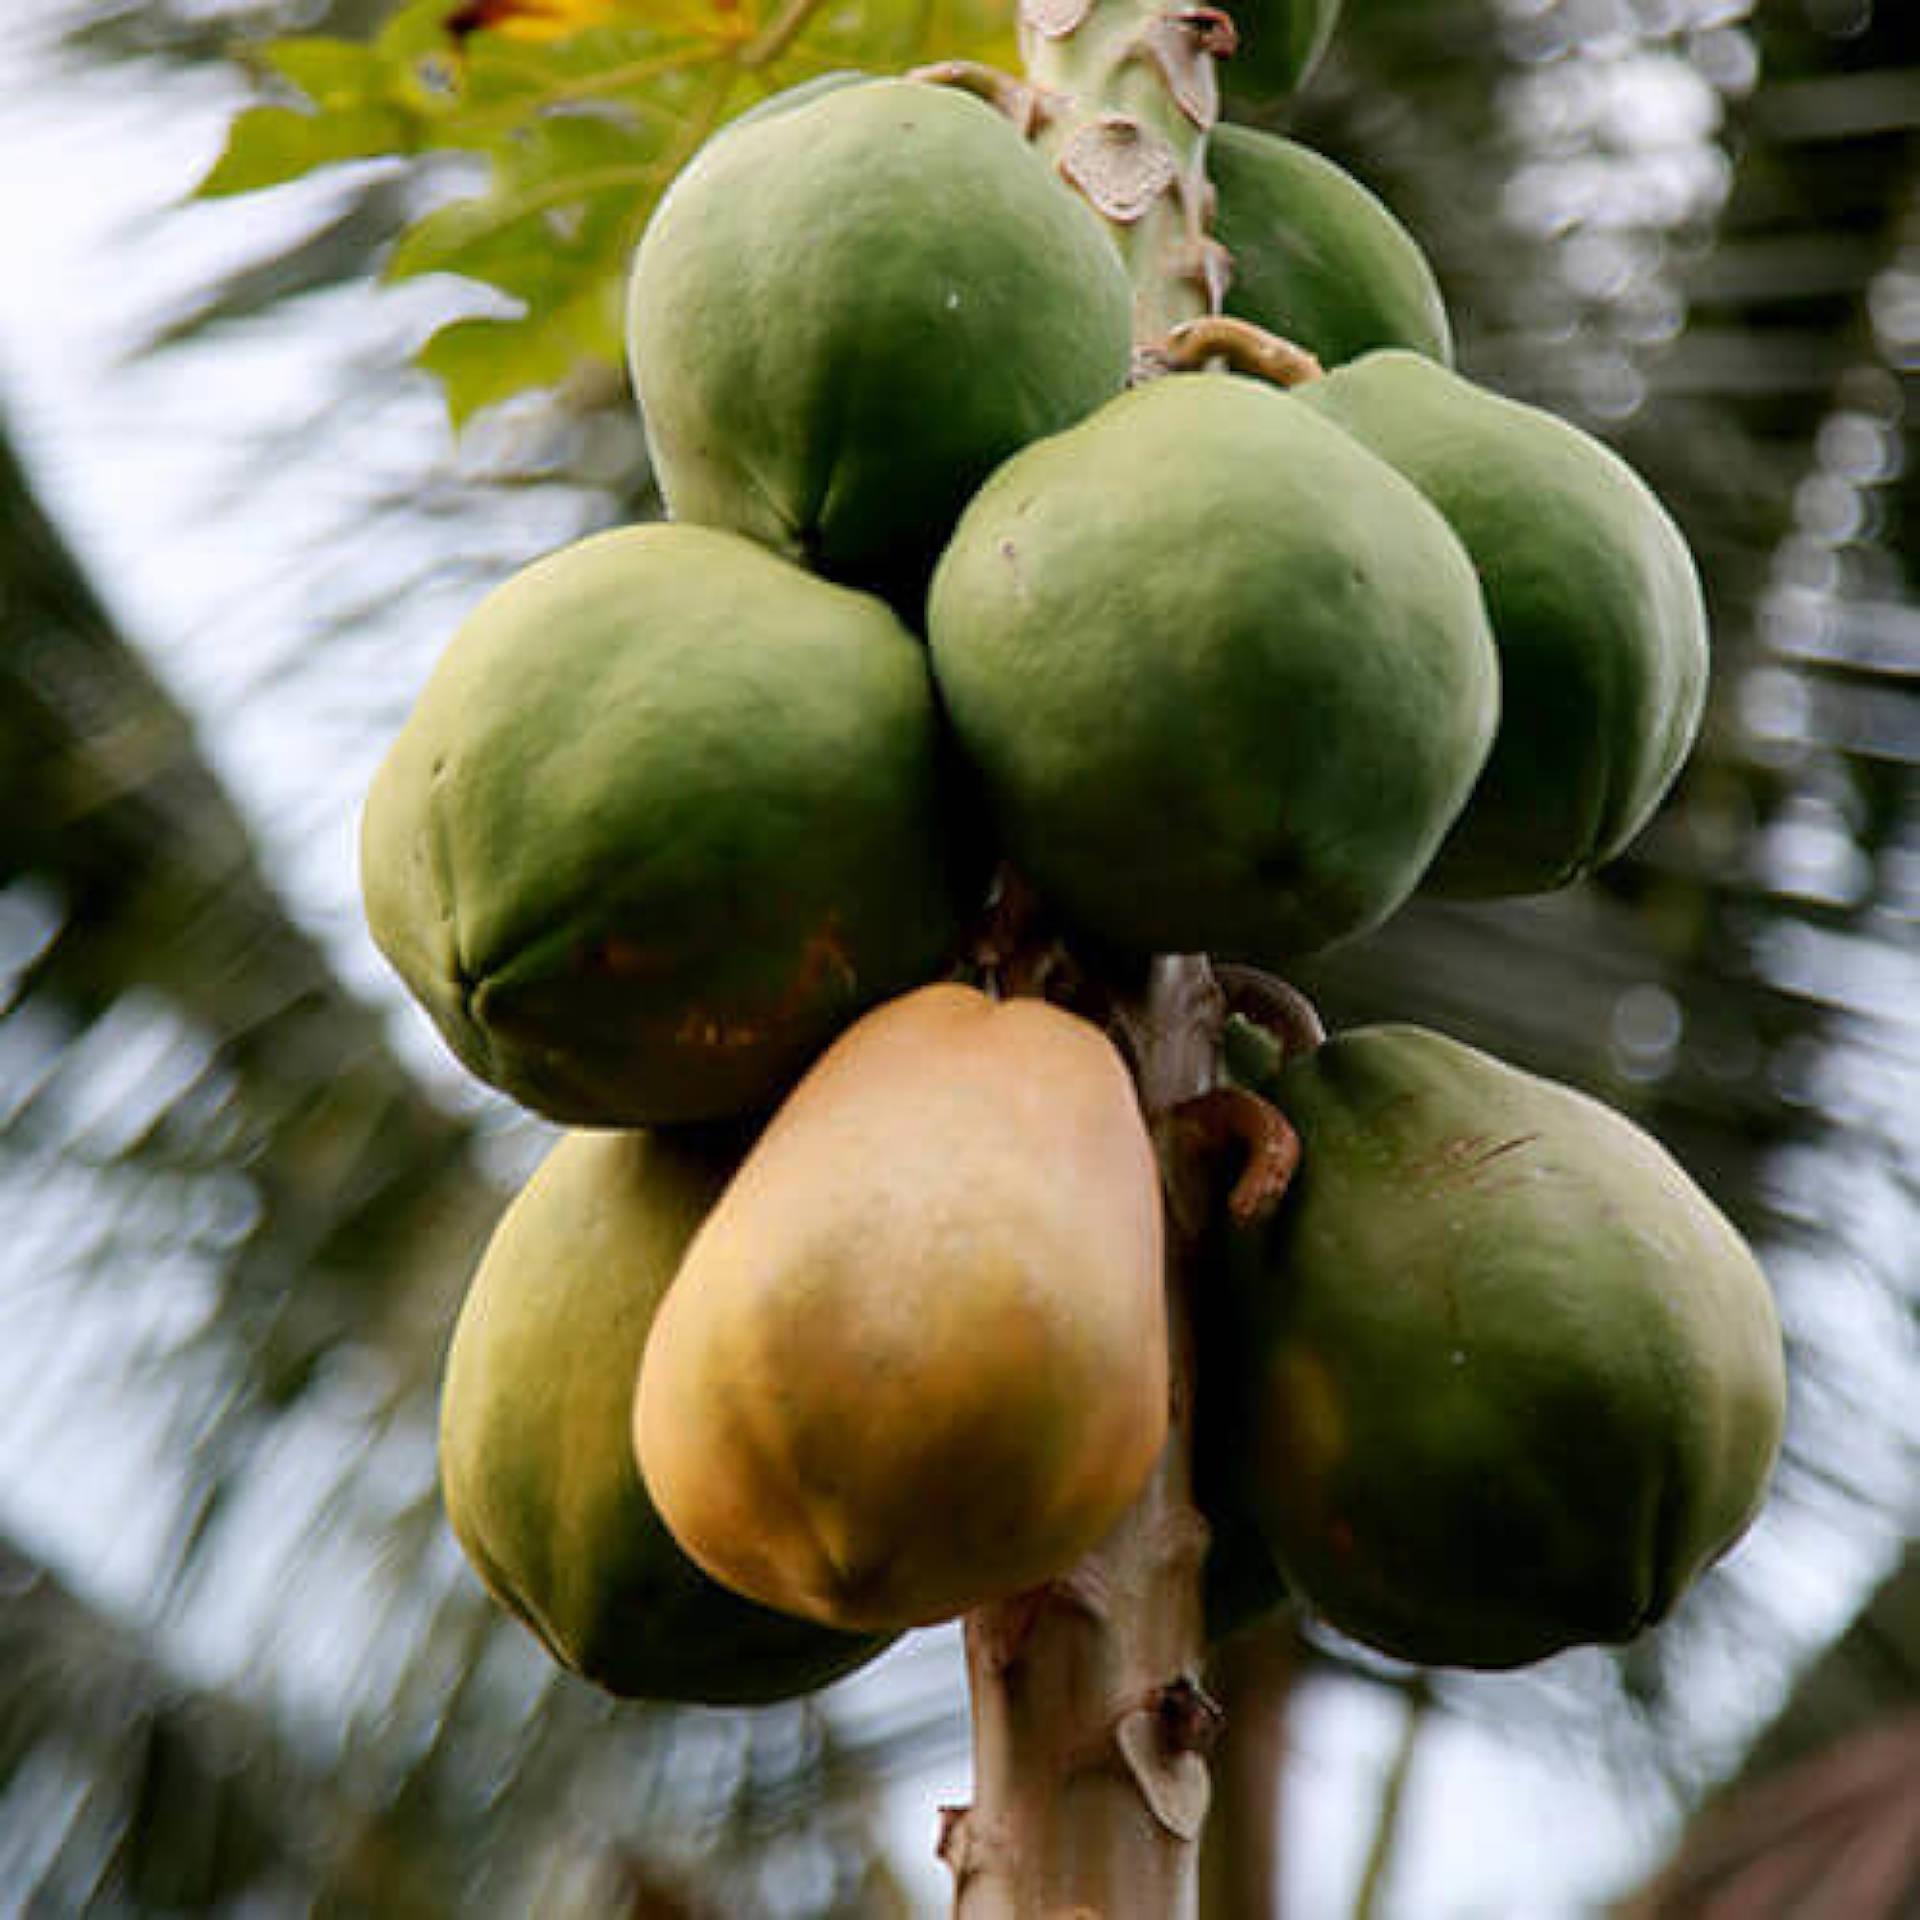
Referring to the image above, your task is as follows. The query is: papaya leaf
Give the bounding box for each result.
[452,27,727,136]
[417,284,623,427]
[195,23,428,197]
[447,0,625,41]
[197,103,418,197]
[388,87,710,318]
[200,0,1020,416]
[386,44,740,407]
[377,0,488,68]
[259,36,391,107]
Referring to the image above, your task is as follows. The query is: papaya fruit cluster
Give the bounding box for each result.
[362,58,1785,1703]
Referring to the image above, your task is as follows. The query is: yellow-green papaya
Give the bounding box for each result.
[360,524,968,1126]
[1226,0,1343,102]
[634,984,1168,1632]
[1211,1026,1786,1670]
[1214,125,1453,369]
[1296,352,1710,896]
[626,78,1134,614]
[439,1127,892,1704]
[926,374,1500,965]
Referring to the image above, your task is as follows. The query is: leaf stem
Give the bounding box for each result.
[740,0,827,68]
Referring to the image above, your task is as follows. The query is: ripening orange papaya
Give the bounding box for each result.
[634,984,1169,1632]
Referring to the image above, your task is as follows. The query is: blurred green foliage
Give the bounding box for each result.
[197,0,1017,422]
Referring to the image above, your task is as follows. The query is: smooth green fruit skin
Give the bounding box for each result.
[705,69,866,141]
[927,375,1500,965]
[1228,0,1343,100]
[627,78,1135,614]
[440,1128,891,1703]
[1215,1026,1786,1670]
[1299,353,1710,896]
[1214,125,1453,369]
[361,524,966,1126]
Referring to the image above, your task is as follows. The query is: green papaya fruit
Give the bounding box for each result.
[1297,352,1710,896]
[626,77,1135,614]
[1226,0,1343,101]
[706,69,866,142]
[1214,125,1453,369]
[1211,1025,1786,1670]
[361,524,967,1126]
[926,374,1500,965]
[440,1127,892,1703]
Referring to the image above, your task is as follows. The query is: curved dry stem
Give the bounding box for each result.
[1213,963,1327,1062]
[1157,315,1325,388]
[907,59,1062,135]
[1172,1086,1301,1227]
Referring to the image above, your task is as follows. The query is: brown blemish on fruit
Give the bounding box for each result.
[585,935,675,979]
[672,923,858,1055]
[1407,1131,1542,1192]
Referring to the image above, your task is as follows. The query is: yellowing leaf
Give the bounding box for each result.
[446,0,624,42]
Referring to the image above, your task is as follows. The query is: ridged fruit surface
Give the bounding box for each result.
[360,524,965,1126]
[626,77,1134,613]
[927,374,1500,965]
[1211,1025,1787,1670]
[1299,351,1710,896]
[1214,125,1453,369]
[439,1128,893,1704]
[635,985,1168,1632]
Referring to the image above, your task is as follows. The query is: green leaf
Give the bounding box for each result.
[416,285,623,427]
[386,113,663,301]
[197,0,1020,411]
[376,0,478,68]
[371,0,477,122]
[196,103,416,198]
[260,36,388,109]
[460,23,710,108]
